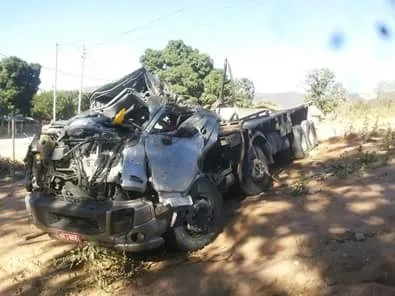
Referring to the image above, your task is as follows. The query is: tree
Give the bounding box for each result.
[0,56,41,116]
[201,69,232,106]
[305,68,346,114]
[140,40,255,107]
[233,78,255,107]
[141,40,213,99]
[0,88,16,116]
[32,90,89,121]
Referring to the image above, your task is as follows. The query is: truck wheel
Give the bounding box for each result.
[292,125,310,159]
[166,178,223,252]
[307,120,319,148]
[241,144,272,195]
[300,120,313,149]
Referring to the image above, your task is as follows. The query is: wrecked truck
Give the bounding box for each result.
[24,68,318,252]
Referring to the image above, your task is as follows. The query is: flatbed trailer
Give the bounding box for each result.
[216,103,317,196]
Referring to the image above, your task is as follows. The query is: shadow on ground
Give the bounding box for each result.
[124,134,395,296]
[2,135,395,295]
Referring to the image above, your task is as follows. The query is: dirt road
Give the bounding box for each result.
[0,137,33,161]
[2,133,395,295]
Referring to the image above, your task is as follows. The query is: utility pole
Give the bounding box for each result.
[78,45,87,114]
[218,58,228,107]
[53,43,59,122]
[226,60,236,106]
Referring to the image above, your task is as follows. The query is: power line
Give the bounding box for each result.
[0,51,110,82]
[102,0,262,47]
[0,1,261,84]
[41,66,110,82]
[60,1,258,49]
[60,8,185,48]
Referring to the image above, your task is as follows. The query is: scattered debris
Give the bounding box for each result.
[24,232,47,241]
[354,232,366,241]
[331,230,374,244]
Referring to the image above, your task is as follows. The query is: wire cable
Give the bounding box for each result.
[0,51,111,82]
[60,8,185,47]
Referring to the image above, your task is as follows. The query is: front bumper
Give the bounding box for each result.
[25,193,171,252]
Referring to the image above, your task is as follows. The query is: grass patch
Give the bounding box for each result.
[329,145,385,178]
[53,242,147,292]
[327,99,395,178]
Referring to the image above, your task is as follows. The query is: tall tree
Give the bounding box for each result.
[233,78,255,107]
[140,40,255,107]
[32,90,89,121]
[234,78,255,101]
[0,56,41,116]
[141,40,214,99]
[305,68,346,114]
[201,69,231,106]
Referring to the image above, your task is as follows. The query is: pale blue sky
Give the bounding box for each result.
[1,0,394,94]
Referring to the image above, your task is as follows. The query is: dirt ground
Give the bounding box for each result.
[2,127,395,295]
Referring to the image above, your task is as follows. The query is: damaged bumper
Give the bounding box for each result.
[25,193,171,252]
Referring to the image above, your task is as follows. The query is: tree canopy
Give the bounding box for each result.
[32,90,89,121]
[305,68,346,114]
[0,41,256,121]
[140,40,255,107]
[0,56,41,116]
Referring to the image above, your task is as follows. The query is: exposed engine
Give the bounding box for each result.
[24,68,241,253]
[26,113,147,203]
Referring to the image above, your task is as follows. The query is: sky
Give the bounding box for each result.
[1,0,395,95]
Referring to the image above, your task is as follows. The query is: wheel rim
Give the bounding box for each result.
[252,158,267,179]
[249,148,269,182]
[185,197,214,236]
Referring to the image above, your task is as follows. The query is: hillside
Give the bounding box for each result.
[254,92,305,108]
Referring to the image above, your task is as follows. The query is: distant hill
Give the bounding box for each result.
[347,93,364,102]
[377,81,395,92]
[83,86,100,94]
[255,91,378,108]
[254,92,305,108]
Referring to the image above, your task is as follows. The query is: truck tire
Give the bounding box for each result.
[307,120,319,148]
[301,120,318,148]
[300,121,313,149]
[292,125,310,159]
[166,178,223,252]
[240,144,272,195]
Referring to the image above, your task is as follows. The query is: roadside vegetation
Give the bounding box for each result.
[336,98,395,136]
[284,97,395,197]
[32,90,90,121]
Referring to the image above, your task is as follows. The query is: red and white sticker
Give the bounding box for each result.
[55,231,82,242]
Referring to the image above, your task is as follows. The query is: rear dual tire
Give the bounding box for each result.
[303,120,319,148]
[292,120,318,159]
